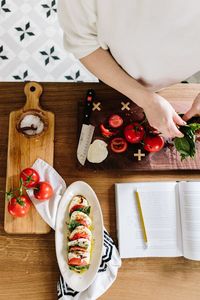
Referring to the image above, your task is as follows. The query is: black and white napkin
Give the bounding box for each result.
[27,159,121,300]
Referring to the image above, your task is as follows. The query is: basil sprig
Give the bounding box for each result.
[174,123,200,160]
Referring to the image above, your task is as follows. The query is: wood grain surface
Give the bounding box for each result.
[4,82,54,234]
[1,82,200,300]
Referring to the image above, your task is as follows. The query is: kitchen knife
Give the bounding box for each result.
[77,89,95,166]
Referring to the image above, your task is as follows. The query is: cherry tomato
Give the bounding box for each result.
[100,124,118,138]
[68,258,88,266]
[109,114,123,128]
[124,123,145,144]
[8,195,31,217]
[144,135,165,152]
[110,137,128,153]
[20,168,40,188]
[70,232,91,241]
[34,181,53,201]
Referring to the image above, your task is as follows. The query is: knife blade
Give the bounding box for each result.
[77,89,95,166]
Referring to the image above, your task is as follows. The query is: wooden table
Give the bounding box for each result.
[1,82,200,300]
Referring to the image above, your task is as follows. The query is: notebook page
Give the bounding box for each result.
[115,182,182,258]
[179,181,200,260]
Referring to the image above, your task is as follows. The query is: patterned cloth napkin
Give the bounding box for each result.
[27,159,121,300]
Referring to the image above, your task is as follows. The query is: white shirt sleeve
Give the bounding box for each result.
[58,0,103,59]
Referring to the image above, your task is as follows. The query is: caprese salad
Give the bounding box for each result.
[67,195,93,273]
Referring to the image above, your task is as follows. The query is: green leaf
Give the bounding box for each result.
[188,123,200,133]
[69,265,89,272]
[68,220,82,231]
[174,124,198,160]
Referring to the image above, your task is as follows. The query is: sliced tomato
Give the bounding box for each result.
[110,137,128,153]
[100,124,118,138]
[68,258,88,266]
[70,204,85,215]
[69,246,87,252]
[70,232,91,241]
[109,114,123,128]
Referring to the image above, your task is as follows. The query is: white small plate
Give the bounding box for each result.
[55,181,104,292]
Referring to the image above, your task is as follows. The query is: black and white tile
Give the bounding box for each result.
[0,0,97,82]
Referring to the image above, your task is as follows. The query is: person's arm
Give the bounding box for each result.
[81,48,185,138]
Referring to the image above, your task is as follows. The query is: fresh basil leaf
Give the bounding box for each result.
[174,123,199,160]
[68,220,82,231]
[69,265,89,272]
[188,123,200,133]
[174,137,191,160]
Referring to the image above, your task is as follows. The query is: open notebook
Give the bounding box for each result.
[115,181,200,260]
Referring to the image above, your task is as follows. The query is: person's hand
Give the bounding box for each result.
[143,93,185,138]
[183,93,200,121]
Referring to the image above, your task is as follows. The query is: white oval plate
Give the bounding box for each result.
[55,181,104,292]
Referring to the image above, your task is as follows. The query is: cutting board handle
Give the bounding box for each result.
[24,82,43,111]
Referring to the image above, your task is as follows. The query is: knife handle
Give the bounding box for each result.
[83,89,95,125]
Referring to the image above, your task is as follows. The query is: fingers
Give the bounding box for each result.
[183,107,196,121]
[173,114,186,126]
[183,92,200,121]
[168,123,184,138]
[159,121,184,138]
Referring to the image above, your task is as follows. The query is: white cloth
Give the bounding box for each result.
[27,159,121,300]
[58,0,200,91]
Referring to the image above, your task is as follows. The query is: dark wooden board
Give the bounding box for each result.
[78,95,200,171]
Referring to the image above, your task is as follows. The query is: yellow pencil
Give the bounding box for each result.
[135,190,148,245]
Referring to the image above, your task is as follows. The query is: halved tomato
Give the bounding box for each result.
[109,114,123,128]
[100,124,118,138]
[68,258,88,266]
[110,137,128,153]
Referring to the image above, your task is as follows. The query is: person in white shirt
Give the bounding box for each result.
[58,0,200,137]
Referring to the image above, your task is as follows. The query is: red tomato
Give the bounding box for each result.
[110,137,128,153]
[20,168,40,188]
[70,204,85,215]
[68,258,88,266]
[100,124,118,138]
[109,114,123,128]
[144,135,165,152]
[34,181,53,201]
[8,195,31,217]
[124,123,145,144]
[70,232,91,241]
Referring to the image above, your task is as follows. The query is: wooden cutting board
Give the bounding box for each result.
[4,82,54,234]
[78,96,200,171]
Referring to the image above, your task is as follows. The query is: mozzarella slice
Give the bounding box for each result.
[68,238,91,250]
[68,195,89,213]
[68,251,90,265]
[87,139,108,163]
[70,211,92,227]
[69,226,92,241]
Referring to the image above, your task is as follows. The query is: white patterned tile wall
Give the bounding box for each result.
[0,0,97,82]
